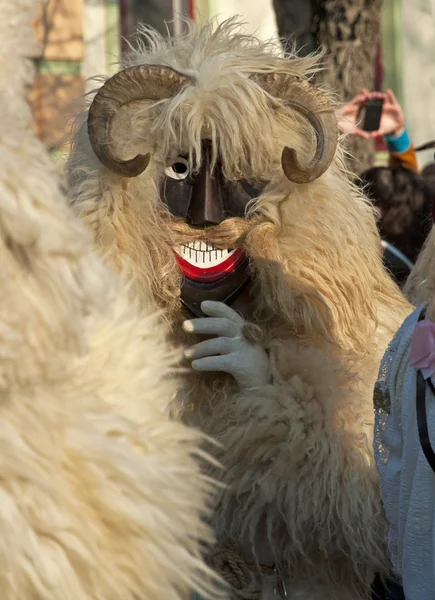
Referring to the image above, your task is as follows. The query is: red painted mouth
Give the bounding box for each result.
[174,241,245,282]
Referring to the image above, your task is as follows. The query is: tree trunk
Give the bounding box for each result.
[272,0,316,56]
[131,0,180,37]
[312,0,383,174]
[272,0,383,174]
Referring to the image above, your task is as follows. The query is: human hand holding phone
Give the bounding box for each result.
[337,88,405,140]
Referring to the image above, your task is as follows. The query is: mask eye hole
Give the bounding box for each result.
[165,157,190,181]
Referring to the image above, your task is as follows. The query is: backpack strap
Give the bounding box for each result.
[416,307,435,473]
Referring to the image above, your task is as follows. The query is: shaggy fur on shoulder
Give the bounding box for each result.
[206,344,386,588]
[0,6,218,600]
[67,19,411,599]
[0,141,218,600]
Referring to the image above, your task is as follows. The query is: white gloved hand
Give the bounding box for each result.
[183,300,271,391]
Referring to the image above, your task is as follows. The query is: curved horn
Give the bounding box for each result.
[253,73,338,184]
[88,65,193,177]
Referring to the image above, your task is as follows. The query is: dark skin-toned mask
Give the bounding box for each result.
[160,140,266,316]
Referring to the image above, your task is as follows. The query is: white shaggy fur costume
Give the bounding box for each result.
[67,19,411,600]
[0,3,216,599]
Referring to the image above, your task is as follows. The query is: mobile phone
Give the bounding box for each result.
[360,98,384,132]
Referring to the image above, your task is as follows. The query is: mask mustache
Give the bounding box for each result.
[166,216,263,249]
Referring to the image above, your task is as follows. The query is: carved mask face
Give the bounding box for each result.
[160,140,265,315]
[86,65,338,317]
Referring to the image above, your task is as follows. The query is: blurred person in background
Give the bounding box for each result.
[421,161,435,195]
[337,88,418,171]
[414,140,435,196]
[337,89,433,288]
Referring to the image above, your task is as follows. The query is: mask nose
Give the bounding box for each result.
[186,148,225,227]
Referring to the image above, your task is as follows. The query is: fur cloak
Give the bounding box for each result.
[67,19,411,599]
[0,4,216,599]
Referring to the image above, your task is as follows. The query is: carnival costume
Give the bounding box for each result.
[68,20,411,599]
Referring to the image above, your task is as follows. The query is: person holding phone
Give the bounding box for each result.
[337,89,432,290]
[337,88,418,173]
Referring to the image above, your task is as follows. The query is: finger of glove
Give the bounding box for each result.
[200,300,244,325]
[191,355,233,373]
[185,336,233,360]
[183,317,239,337]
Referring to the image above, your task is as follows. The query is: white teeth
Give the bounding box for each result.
[175,241,236,268]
